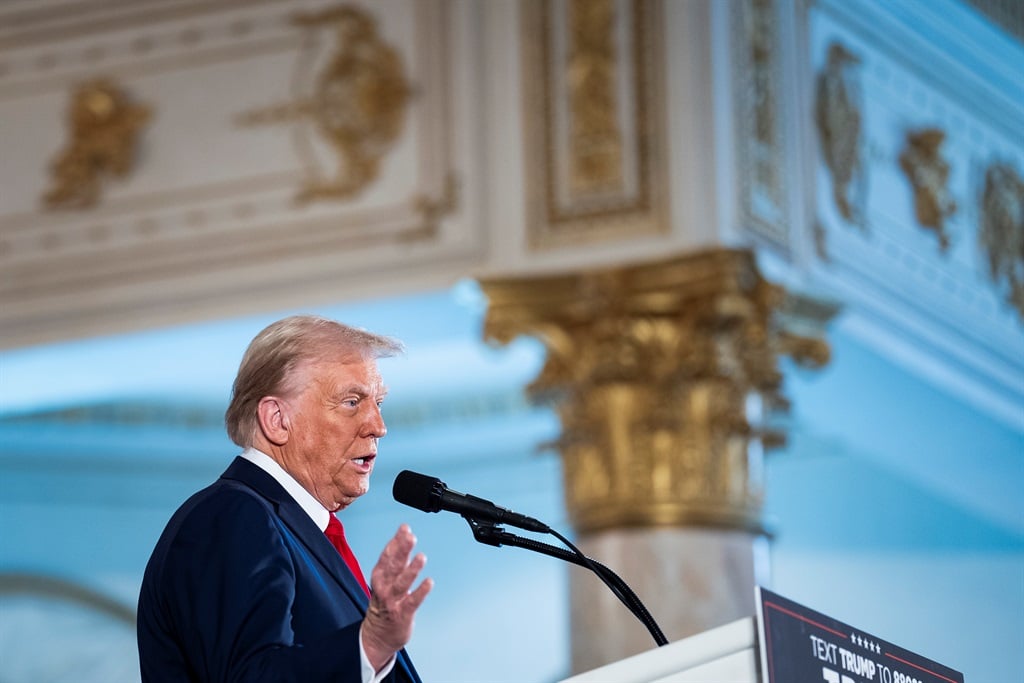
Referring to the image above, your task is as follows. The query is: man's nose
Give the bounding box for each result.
[364,404,386,439]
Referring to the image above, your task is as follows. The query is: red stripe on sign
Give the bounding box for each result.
[765,601,849,639]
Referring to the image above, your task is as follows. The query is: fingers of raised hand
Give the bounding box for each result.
[406,574,433,611]
[372,525,416,587]
[363,526,433,657]
[370,525,432,604]
[391,551,427,595]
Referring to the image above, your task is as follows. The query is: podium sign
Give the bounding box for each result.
[756,587,963,683]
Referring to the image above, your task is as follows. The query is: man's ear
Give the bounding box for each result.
[256,396,290,446]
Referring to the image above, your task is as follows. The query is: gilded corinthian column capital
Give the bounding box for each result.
[480,248,835,534]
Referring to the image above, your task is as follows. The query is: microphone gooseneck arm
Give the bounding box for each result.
[463,517,669,648]
[391,469,668,648]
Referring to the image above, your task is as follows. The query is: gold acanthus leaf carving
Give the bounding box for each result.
[481,249,836,534]
[815,42,866,228]
[42,78,152,210]
[899,128,957,250]
[979,163,1024,319]
[237,5,411,203]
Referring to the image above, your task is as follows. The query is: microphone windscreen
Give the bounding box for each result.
[392,470,443,513]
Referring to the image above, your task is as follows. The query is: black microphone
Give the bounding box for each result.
[393,470,550,533]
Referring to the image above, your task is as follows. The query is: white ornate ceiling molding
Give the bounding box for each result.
[0,0,484,349]
[729,0,1024,430]
[519,0,670,251]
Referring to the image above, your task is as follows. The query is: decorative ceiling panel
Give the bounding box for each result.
[731,0,793,251]
[520,0,670,251]
[0,0,481,348]
[804,0,1024,426]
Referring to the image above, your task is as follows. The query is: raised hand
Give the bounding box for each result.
[360,524,433,671]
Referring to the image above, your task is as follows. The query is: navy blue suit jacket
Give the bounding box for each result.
[137,457,422,682]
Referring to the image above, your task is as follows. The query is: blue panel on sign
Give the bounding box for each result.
[756,587,963,683]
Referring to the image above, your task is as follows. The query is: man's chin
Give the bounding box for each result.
[339,483,371,505]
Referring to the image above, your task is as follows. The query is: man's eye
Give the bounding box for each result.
[342,399,359,408]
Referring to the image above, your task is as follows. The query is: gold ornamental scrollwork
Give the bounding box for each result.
[522,0,668,250]
[815,42,866,229]
[42,78,152,210]
[480,249,837,534]
[734,0,789,247]
[567,0,624,194]
[899,128,957,250]
[237,4,411,203]
[979,162,1024,319]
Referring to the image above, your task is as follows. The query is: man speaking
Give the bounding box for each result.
[138,315,432,682]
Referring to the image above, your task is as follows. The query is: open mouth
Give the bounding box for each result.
[352,455,376,467]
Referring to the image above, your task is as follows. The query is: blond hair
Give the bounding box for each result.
[224,315,403,447]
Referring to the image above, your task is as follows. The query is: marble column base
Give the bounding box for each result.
[569,526,767,674]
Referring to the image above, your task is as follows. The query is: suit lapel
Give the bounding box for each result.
[396,649,422,683]
[220,458,422,682]
[220,457,370,611]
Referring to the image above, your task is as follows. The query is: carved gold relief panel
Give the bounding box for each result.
[898,128,956,250]
[733,0,791,248]
[42,78,152,210]
[521,0,669,250]
[0,0,469,348]
[979,162,1024,319]
[804,0,1023,423]
[814,41,866,230]
[236,5,413,204]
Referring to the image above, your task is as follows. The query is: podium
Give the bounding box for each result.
[559,617,758,683]
[560,588,964,683]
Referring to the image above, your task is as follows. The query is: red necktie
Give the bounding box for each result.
[325,514,371,596]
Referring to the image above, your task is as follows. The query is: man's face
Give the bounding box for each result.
[283,353,388,511]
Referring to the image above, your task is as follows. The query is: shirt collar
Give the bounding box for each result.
[240,447,331,532]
